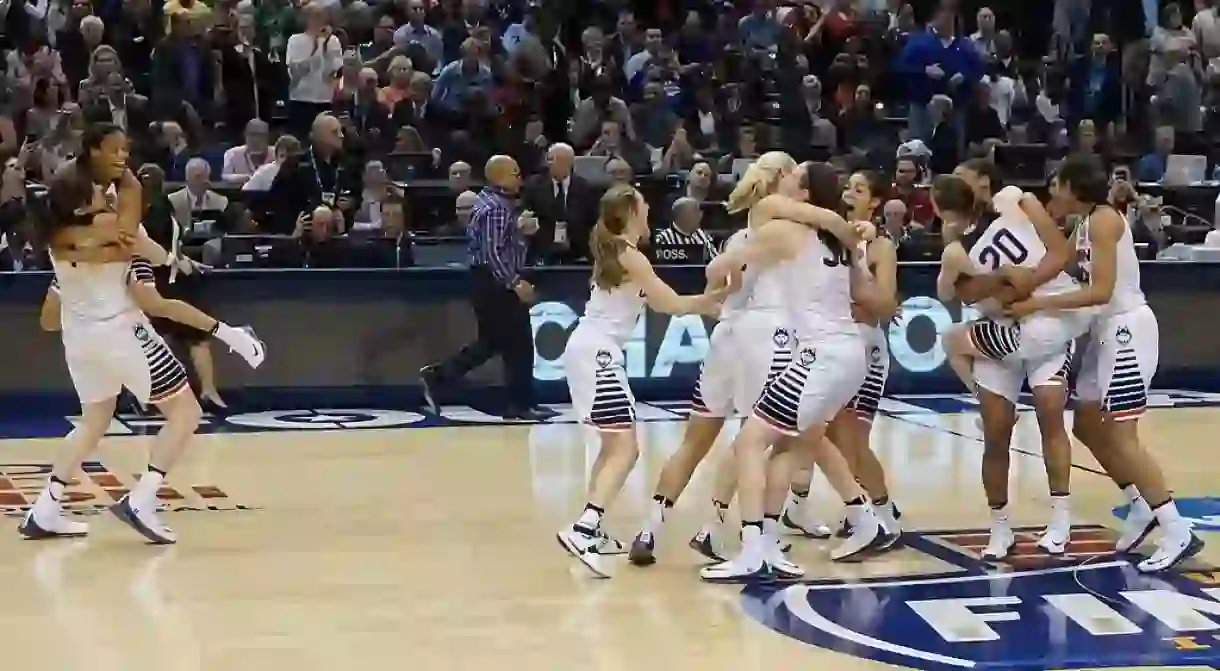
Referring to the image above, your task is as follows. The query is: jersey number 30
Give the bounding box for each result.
[979,229,1029,270]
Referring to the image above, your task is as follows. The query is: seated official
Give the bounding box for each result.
[169,158,231,241]
[651,196,718,264]
[522,142,597,264]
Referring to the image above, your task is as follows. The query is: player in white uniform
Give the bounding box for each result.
[19,124,265,545]
[700,161,883,581]
[1009,153,1202,573]
[936,160,1084,558]
[788,169,903,548]
[625,153,857,567]
[556,183,726,578]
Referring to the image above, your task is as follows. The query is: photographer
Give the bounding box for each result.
[267,114,361,235]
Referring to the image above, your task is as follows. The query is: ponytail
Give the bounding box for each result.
[591,183,640,290]
[590,222,627,290]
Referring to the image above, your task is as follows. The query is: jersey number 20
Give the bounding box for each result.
[979,229,1029,270]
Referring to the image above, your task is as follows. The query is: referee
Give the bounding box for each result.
[653,197,719,262]
[420,156,555,421]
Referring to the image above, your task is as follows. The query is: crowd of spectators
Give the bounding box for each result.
[0,0,1218,271]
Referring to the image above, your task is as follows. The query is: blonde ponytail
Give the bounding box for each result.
[725,151,797,214]
[591,183,640,290]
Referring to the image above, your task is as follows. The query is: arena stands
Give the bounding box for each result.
[0,0,1217,270]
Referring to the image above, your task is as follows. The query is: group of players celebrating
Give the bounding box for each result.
[17,122,1201,580]
[556,149,1202,580]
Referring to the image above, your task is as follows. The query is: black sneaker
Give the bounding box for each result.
[628,531,656,566]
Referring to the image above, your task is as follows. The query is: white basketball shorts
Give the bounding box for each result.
[691,311,792,419]
[753,333,866,436]
[843,324,890,423]
[64,318,190,406]
[563,328,635,432]
[969,309,1092,363]
[1075,304,1159,421]
[974,337,1074,405]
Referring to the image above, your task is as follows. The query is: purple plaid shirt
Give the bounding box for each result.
[466,186,527,288]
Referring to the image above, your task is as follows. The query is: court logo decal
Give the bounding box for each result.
[1116,498,1220,533]
[0,461,256,517]
[223,409,427,430]
[742,524,1220,669]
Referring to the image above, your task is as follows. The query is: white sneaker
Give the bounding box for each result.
[556,526,609,578]
[18,507,89,539]
[688,526,725,562]
[982,520,1015,560]
[700,549,768,582]
[874,502,903,551]
[1137,524,1204,574]
[781,495,832,538]
[1117,497,1158,553]
[1036,523,1070,555]
[214,323,266,369]
[593,531,626,555]
[110,495,176,544]
[765,538,805,579]
[831,505,882,561]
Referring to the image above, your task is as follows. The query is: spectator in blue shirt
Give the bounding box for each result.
[431,38,493,117]
[1067,33,1123,132]
[394,0,443,66]
[738,0,782,53]
[897,10,983,141]
[1134,125,1176,182]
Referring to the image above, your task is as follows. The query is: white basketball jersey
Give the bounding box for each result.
[1075,208,1146,317]
[718,226,786,322]
[962,210,1079,299]
[782,229,856,340]
[578,278,646,347]
[50,254,141,331]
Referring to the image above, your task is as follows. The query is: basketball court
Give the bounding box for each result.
[1,394,1219,670]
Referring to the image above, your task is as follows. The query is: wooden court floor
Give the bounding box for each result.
[1,404,1220,670]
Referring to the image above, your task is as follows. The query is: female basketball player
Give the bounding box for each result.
[700,162,884,581]
[788,169,902,548]
[557,183,727,578]
[936,165,1083,561]
[624,153,869,568]
[1009,153,1201,573]
[20,128,264,545]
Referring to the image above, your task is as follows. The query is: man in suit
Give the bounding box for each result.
[522,142,597,264]
[219,13,279,141]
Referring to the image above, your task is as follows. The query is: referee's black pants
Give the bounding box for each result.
[432,266,535,410]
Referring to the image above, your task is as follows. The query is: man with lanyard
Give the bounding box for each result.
[420,155,553,422]
[267,113,360,234]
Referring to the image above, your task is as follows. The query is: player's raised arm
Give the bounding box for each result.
[620,245,725,316]
[1009,207,1121,317]
[1009,189,1071,294]
[706,218,798,286]
[755,194,859,244]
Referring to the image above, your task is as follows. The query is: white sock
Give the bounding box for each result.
[1050,495,1070,521]
[763,516,779,543]
[642,498,668,535]
[130,469,166,510]
[989,506,1009,525]
[1152,499,1183,528]
[1122,484,1142,505]
[741,522,764,552]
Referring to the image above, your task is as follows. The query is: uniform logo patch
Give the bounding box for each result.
[133,324,150,342]
[772,328,791,348]
[870,346,882,363]
[1116,325,1132,346]
[798,347,816,367]
[595,350,613,369]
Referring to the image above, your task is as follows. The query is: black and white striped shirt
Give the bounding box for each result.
[653,225,719,261]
